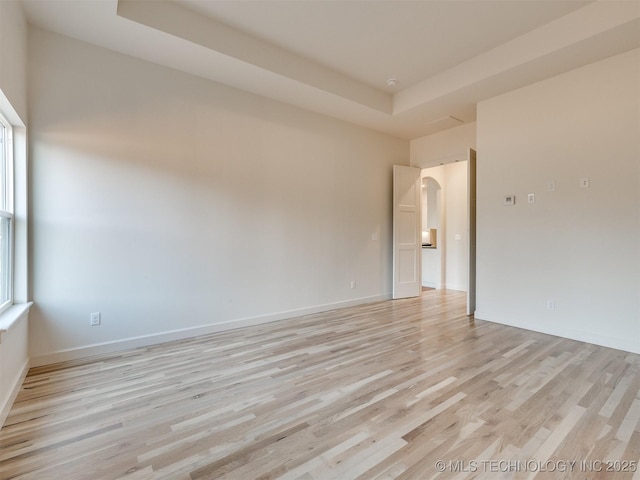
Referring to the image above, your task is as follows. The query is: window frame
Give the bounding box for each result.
[0,113,14,315]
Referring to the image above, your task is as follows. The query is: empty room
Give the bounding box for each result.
[0,0,639,479]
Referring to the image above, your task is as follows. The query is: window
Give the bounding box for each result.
[0,114,13,313]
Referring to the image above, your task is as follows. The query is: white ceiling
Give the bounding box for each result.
[178,0,590,91]
[21,0,640,139]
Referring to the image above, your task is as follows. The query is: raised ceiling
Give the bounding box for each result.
[21,0,640,139]
[177,0,590,91]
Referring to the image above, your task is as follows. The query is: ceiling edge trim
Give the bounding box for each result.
[116,0,393,115]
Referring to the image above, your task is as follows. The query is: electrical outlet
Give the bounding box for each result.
[528,193,535,204]
[547,180,556,192]
[90,312,101,326]
[546,300,555,311]
[580,177,590,188]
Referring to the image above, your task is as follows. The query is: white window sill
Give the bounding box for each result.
[0,302,33,343]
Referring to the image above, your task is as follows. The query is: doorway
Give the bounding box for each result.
[419,149,476,315]
[420,176,442,289]
[392,149,476,315]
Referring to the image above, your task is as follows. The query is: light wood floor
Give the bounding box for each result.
[1,290,639,480]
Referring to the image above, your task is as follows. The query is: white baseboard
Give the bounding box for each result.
[474,310,639,354]
[444,284,467,292]
[31,294,391,367]
[0,357,30,430]
[421,282,441,289]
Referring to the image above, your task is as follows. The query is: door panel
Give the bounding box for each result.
[393,165,421,299]
[398,211,417,243]
[398,250,417,283]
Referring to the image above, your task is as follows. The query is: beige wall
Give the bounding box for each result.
[0,0,28,123]
[412,123,475,293]
[28,29,409,365]
[0,0,29,428]
[410,122,476,168]
[476,49,640,353]
[443,161,469,292]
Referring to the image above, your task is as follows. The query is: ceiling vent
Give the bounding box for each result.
[425,116,463,128]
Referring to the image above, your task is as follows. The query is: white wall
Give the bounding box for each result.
[0,0,29,428]
[421,170,443,288]
[419,163,469,292]
[410,122,476,168]
[476,49,640,353]
[0,310,29,428]
[443,161,468,292]
[425,179,439,231]
[412,122,475,293]
[28,29,409,365]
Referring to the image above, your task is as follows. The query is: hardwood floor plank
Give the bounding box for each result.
[1,290,639,480]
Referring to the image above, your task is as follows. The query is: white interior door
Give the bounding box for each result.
[393,165,422,299]
[467,149,477,315]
